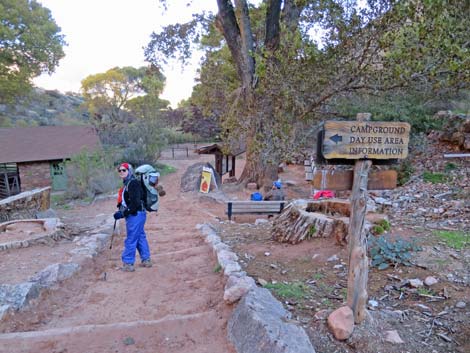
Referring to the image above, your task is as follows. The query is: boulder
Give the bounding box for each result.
[228,287,315,353]
[327,306,354,340]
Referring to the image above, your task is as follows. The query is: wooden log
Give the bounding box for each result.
[346,154,371,324]
[345,112,372,324]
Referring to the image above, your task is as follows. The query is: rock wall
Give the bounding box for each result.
[0,187,51,222]
[18,161,52,191]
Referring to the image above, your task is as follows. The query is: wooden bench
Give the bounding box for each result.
[226,200,286,221]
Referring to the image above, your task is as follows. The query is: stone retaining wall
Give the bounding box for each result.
[0,187,51,222]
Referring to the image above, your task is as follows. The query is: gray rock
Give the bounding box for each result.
[455,301,466,309]
[0,304,10,320]
[29,263,80,288]
[228,287,315,353]
[35,208,58,219]
[0,282,40,310]
[180,162,220,192]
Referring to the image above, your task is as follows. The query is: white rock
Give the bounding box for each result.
[424,276,438,286]
[327,255,339,262]
[223,275,256,304]
[409,278,424,288]
[384,330,404,344]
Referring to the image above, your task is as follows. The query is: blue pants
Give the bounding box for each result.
[122,211,151,264]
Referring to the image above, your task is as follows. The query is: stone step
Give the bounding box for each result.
[0,311,229,353]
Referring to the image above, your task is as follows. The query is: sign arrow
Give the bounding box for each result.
[329,134,343,144]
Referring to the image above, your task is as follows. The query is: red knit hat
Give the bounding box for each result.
[119,162,130,170]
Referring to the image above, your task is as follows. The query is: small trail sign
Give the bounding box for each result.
[322,121,411,160]
[313,170,397,191]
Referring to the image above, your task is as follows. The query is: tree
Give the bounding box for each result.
[81,66,167,127]
[146,0,469,187]
[0,0,65,103]
[125,65,170,120]
[81,66,169,164]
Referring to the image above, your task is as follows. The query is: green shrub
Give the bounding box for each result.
[372,225,385,235]
[372,220,391,235]
[394,160,414,186]
[65,148,119,200]
[162,127,205,145]
[444,162,458,172]
[369,235,422,270]
[264,282,310,300]
[434,230,469,250]
[380,219,391,231]
[308,225,317,237]
[423,171,446,184]
[155,163,177,176]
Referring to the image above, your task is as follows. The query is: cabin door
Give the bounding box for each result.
[50,162,67,191]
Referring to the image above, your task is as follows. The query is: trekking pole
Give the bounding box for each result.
[110,219,117,249]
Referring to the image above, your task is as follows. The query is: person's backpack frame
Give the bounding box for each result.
[135,164,160,212]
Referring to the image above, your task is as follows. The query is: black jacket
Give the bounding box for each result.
[122,178,143,217]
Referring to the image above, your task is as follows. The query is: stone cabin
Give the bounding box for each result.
[0,126,100,198]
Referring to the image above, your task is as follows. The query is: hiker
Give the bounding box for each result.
[264,180,285,201]
[113,162,152,272]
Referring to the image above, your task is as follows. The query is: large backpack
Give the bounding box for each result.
[135,164,160,212]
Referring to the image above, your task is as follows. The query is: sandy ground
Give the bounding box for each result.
[0,151,237,353]
[3,142,467,353]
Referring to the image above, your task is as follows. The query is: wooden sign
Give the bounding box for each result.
[199,168,212,193]
[322,121,410,160]
[313,170,397,191]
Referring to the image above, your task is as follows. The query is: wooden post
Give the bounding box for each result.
[346,113,371,324]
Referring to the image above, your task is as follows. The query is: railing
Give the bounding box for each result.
[0,163,20,199]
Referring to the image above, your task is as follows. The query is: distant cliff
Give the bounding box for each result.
[0,88,89,127]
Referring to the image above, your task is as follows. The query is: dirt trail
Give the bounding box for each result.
[0,155,236,353]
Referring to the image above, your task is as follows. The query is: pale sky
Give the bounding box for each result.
[34,0,217,107]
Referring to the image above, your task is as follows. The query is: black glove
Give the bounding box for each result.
[117,202,122,209]
[113,211,124,220]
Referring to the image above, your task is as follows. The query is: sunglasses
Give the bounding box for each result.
[118,169,127,172]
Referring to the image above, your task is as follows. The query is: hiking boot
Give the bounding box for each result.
[121,263,135,272]
[140,259,152,268]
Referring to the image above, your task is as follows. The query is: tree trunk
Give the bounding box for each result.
[216,0,291,188]
[271,202,349,245]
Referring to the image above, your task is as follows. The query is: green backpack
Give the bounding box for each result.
[135,164,160,212]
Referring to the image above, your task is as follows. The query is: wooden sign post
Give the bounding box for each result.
[319,113,410,324]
